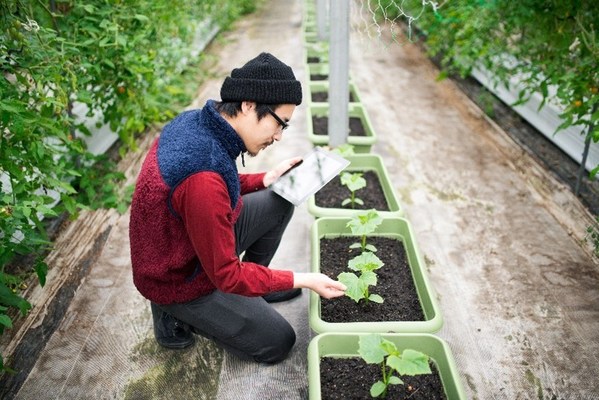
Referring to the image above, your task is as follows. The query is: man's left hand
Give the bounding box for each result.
[263,156,303,187]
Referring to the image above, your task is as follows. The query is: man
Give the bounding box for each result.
[129,52,346,364]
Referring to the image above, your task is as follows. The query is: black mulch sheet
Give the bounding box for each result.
[312,115,367,136]
[311,91,357,103]
[320,357,447,400]
[319,236,425,323]
[315,171,390,211]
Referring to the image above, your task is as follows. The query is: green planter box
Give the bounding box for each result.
[306,63,330,82]
[308,333,466,400]
[305,42,329,64]
[308,81,362,105]
[309,216,442,333]
[307,104,376,153]
[303,30,321,44]
[307,154,402,217]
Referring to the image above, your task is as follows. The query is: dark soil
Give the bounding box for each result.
[315,170,390,210]
[311,74,328,81]
[311,91,357,103]
[320,357,446,400]
[319,236,425,323]
[455,74,599,216]
[312,115,367,136]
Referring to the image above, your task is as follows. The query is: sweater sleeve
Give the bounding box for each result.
[171,172,293,296]
[239,173,266,194]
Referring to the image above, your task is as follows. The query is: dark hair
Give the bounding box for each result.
[214,101,281,120]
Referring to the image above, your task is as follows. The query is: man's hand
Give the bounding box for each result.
[263,156,303,187]
[293,272,347,299]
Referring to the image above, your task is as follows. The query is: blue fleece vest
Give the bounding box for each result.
[157,100,246,217]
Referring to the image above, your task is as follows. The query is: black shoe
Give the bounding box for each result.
[151,303,195,349]
[262,288,302,303]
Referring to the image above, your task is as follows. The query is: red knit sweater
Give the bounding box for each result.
[129,141,294,305]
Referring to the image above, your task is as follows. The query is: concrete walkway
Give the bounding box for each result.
[7,1,599,399]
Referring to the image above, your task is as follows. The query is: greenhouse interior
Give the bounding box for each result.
[1,0,598,399]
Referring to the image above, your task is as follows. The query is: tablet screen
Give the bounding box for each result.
[270,147,350,206]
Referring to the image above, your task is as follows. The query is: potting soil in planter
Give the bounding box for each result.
[311,92,357,103]
[315,171,390,211]
[310,74,328,81]
[312,116,366,136]
[320,357,447,400]
[319,237,425,322]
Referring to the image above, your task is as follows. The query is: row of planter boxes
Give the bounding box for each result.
[301,2,466,399]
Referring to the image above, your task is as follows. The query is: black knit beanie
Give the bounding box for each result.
[220,52,302,105]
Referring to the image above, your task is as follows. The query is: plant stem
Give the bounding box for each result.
[381,361,388,398]
[575,103,598,196]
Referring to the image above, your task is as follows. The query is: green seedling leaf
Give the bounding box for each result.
[347,210,383,252]
[340,172,366,192]
[388,376,404,385]
[358,333,386,363]
[348,252,384,273]
[332,143,355,156]
[337,272,364,303]
[387,349,432,376]
[369,293,384,303]
[338,270,378,304]
[365,244,377,252]
[370,381,387,398]
[347,210,383,235]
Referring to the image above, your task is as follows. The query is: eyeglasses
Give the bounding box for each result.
[266,107,289,131]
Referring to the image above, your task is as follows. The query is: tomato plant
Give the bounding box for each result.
[0,0,257,373]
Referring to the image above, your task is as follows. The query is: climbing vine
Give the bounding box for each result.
[0,0,257,372]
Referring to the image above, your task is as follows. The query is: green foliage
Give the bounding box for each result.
[585,215,599,256]
[0,0,255,372]
[338,251,384,304]
[398,0,599,172]
[340,171,366,208]
[347,209,383,252]
[358,334,432,398]
[331,143,356,156]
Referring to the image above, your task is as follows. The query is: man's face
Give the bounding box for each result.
[242,103,296,156]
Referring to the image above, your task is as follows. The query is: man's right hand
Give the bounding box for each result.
[293,272,346,299]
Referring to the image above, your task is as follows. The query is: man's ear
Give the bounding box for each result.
[241,101,256,115]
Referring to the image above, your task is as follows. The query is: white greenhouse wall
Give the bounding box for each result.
[471,66,599,175]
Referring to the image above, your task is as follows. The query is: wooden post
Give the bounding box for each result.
[328,0,350,148]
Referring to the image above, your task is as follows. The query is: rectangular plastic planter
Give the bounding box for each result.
[308,333,466,400]
[308,154,402,218]
[307,104,375,153]
[306,63,330,82]
[307,81,362,106]
[305,42,329,64]
[309,216,442,333]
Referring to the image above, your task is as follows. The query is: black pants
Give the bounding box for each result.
[154,189,296,363]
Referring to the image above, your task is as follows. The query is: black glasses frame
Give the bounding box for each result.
[266,107,289,131]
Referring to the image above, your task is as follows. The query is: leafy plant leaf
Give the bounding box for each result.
[370,381,387,398]
[387,349,432,376]
[358,333,386,363]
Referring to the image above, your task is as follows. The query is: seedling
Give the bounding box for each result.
[358,334,432,398]
[332,143,356,157]
[337,252,384,304]
[346,209,383,253]
[340,172,366,208]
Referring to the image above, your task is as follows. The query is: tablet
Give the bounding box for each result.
[270,147,350,206]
